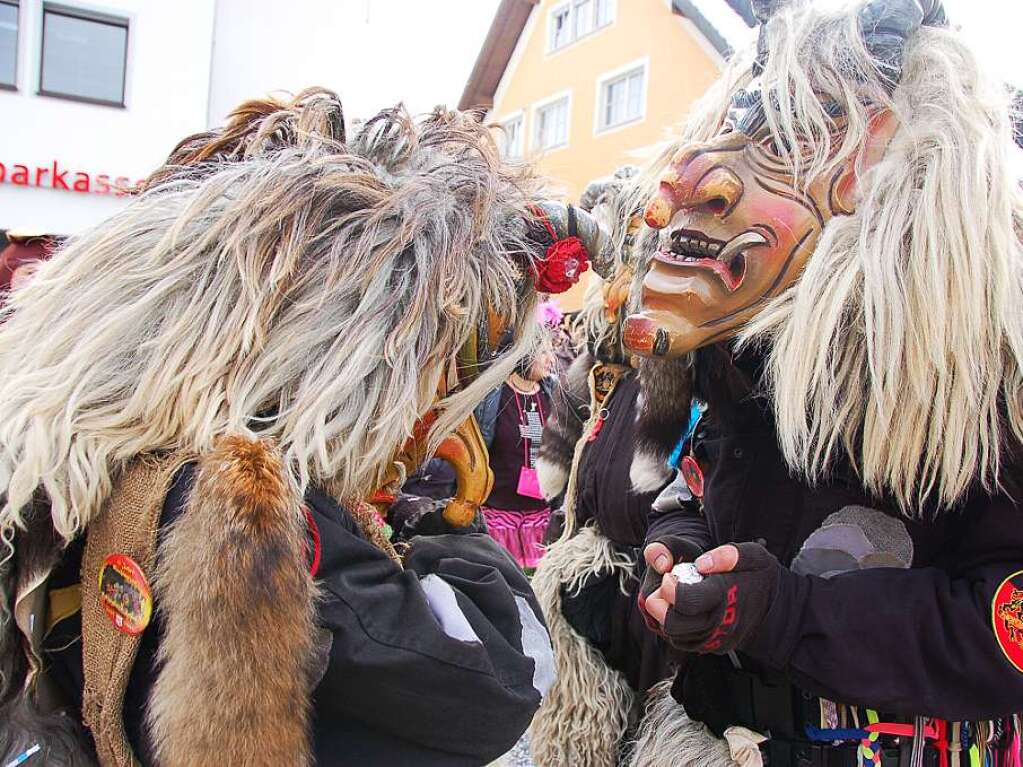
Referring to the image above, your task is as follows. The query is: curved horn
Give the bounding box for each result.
[750,0,787,23]
[858,0,948,87]
[752,0,947,82]
[751,0,792,73]
[535,201,615,280]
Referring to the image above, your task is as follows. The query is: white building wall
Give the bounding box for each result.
[0,0,216,234]
[206,0,497,129]
[206,0,371,128]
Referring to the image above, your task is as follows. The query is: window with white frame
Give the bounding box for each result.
[0,1,17,89]
[534,96,569,151]
[502,115,524,159]
[39,3,129,106]
[549,4,571,50]
[599,65,645,131]
[573,0,593,38]
[548,0,614,52]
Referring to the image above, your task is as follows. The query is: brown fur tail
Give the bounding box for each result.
[147,436,315,767]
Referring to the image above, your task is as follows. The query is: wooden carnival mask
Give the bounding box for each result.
[624,0,944,358]
[624,110,898,358]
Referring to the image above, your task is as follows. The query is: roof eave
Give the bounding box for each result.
[458,0,539,113]
[672,0,735,59]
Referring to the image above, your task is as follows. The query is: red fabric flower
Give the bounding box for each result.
[534,235,590,294]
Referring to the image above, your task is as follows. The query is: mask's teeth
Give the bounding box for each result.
[717,231,768,263]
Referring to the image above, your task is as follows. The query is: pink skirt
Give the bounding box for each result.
[481,506,551,569]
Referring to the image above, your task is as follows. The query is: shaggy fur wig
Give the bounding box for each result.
[625,681,736,767]
[0,89,550,714]
[633,1,1023,511]
[0,88,545,547]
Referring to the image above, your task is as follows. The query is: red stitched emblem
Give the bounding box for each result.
[702,584,738,651]
[993,570,1023,673]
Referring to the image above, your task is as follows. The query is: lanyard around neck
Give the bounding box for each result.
[512,388,545,464]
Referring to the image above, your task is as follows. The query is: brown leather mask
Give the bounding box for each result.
[624,111,898,358]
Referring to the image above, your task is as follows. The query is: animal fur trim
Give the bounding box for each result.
[538,352,593,500]
[629,451,674,495]
[529,525,636,767]
[535,457,569,506]
[0,504,95,766]
[631,356,693,493]
[0,700,96,767]
[626,680,737,767]
[147,436,316,766]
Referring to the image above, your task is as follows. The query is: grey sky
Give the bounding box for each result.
[347,0,1020,118]
[214,0,1019,126]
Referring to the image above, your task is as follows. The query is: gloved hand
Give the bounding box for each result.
[642,542,781,655]
[638,535,706,633]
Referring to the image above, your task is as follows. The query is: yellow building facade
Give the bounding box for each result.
[462,0,754,308]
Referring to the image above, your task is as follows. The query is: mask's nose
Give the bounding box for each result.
[644,144,744,229]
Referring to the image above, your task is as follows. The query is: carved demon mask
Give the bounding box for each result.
[624,0,944,358]
[624,110,898,358]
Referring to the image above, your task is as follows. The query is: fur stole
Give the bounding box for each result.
[537,351,595,500]
[147,436,316,766]
[630,355,694,494]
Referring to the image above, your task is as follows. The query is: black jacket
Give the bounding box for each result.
[44,465,552,766]
[647,345,1023,730]
[561,372,680,694]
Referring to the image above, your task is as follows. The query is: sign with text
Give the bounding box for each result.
[0,160,144,196]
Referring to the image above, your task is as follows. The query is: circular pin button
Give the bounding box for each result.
[98,553,153,636]
[680,455,705,498]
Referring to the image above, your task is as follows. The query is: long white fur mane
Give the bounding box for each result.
[737,1,1023,511]
[627,0,1023,512]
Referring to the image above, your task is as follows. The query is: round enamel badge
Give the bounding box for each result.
[993,570,1023,673]
[681,455,705,498]
[99,554,153,636]
[679,456,703,499]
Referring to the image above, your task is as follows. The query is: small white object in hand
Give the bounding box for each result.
[671,562,704,584]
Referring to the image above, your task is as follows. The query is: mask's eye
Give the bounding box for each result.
[720,120,736,136]
[759,133,786,158]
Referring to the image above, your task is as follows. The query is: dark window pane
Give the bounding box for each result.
[41,9,126,104]
[0,3,17,87]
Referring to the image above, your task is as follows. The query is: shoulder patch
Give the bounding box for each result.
[993,570,1023,673]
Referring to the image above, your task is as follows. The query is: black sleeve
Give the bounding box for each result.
[741,493,1023,720]
[308,493,551,765]
[646,500,715,555]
